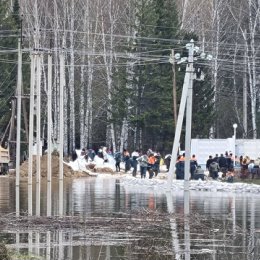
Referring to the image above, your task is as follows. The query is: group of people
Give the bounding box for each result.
[205,152,236,182]
[175,154,205,180]
[72,146,241,182]
[114,149,162,179]
[174,151,236,182]
[240,156,260,179]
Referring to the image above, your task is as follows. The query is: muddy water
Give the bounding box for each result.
[0,176,260,260]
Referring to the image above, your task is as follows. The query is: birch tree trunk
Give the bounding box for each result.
[80,10,87,150]
[61,2,68,155]
[53,0,60,143]
[180,0,188,29]
[101,0,117,152]
[212,0,220,138]
[248,0,258,138]
[69,0,75,152]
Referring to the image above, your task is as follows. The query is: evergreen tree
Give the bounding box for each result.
[0,0,20,143]
[104,0,216,152]
[131,0,180,152]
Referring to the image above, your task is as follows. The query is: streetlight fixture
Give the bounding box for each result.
[233,123,238,168]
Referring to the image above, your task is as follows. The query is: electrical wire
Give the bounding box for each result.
[19,10,260,38]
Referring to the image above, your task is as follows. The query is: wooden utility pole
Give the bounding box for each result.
[171,49,177,127]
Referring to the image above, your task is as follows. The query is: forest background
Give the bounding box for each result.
[0,0,259,157]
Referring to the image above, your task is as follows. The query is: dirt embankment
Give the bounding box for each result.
[11,154,88,178]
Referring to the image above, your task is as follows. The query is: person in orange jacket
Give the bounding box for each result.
[147,153,156,179]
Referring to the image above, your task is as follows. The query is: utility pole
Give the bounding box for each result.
[167,61,191,189]
[184,40,194,191]
[28,52,35,216]
[47,48,52,217]
[171,49,177,127]
[36,52,42,216]
[167,40,208,190]
[59,51,65,216]
[15,38,22,217]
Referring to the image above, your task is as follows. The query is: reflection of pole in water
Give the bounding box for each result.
[105,245,111,260]
[16,232,20,255]
[184,191,190,260]
[248,197,255,259]
[242,196,247,260]
[46,231,51,260]
[166,191,181,259]
[231,193,236,237]
[184,191,189,215]
[35,232,40,256]
[28,231,33,255]
[58,230,63,260]
[231,193,236,260]
[68,231,73,259]
[85,246,91,260]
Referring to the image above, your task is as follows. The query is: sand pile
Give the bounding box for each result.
[17,154,89,178]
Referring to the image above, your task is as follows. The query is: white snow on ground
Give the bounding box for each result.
[120,176,260,194]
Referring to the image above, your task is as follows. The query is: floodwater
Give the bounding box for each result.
[0,176,260,260]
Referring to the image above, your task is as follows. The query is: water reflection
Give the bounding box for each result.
[184,191,190,260]
[0,177,260,259]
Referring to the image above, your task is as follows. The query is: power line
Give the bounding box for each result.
[20,11,260,38]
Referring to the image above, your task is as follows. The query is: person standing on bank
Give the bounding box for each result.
[131,150,140,177]
[137,154,148,178]
[114,152,122,172]
[123,149,131,172]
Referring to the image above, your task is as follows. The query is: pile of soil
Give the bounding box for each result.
[15,154,90,178]
[87,163,114,174]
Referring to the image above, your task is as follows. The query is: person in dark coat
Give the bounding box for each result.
[218,154,227,173]
[165,154,171,172]
[175,156,184,180]
[123,149,131,172]
[114,152,122,172]
[209,161,219,179]
[131,150,139,177]
[71,150,78,161]
[206,155,214,170]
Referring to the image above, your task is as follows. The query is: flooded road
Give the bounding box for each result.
[0,176,260,259]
